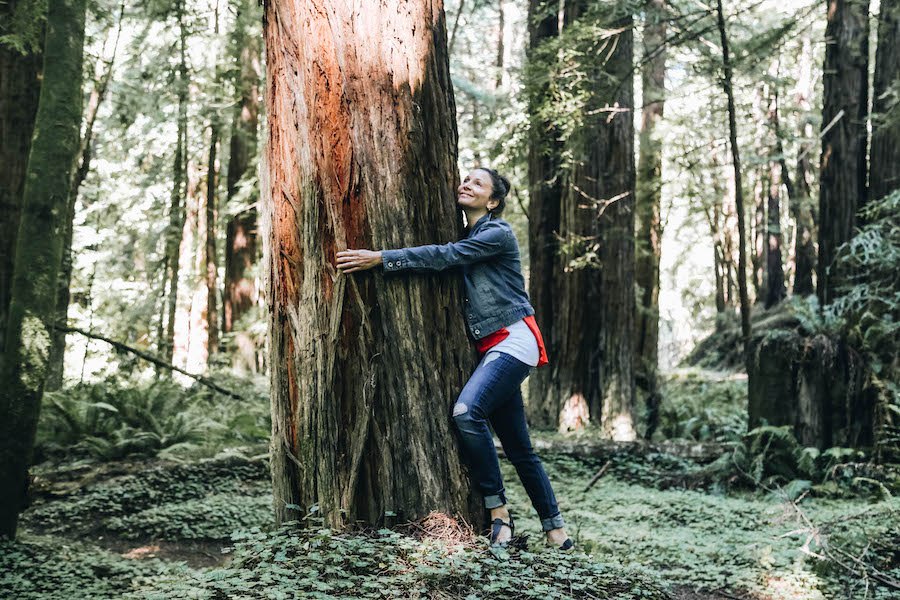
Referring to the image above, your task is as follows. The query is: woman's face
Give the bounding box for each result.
[457,169,498,212]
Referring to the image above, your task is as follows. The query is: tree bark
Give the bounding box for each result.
[870,0,899,201]
[205,124,219,357]
[0,0,86,539]
[817,0,869,306]
[765,160,786,308]
[223,0,261,335]
[0,1,43,355]
[524,0,562,429]
[715,0,751,355]
[264,0,478,528]
[162,1,189,364]
[634,0,666,423]
[46,4,124,391]
[552,0,636,439]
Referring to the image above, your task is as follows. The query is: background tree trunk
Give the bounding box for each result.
[205,123,219,358]
[870,0,899,201]
[552,0,636,439]
[817,0,869,306]
[162,1,189,364]
[264,0,479,528]
[524,0,562,429]
[46,6,124,391]
[634,0,666,436]
[765,161,785,308]
[223,0,261,335]
[0,0,86,538]
[716,0,751,352]
[0,0,43,355]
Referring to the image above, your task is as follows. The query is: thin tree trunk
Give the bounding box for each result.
[205,123,219,357]
[752,168,766,302]
[870,0,899,200]
[0,0,86,539]
[818,0,869,306]
[495,0,504,89]
[204,3,221,359]
[163,1,189,364]
[46,3,124,391]
[223,0,261,334]
[765,160,786,308]
[524,0,562,429]
[715,0,751,351]
[790,36,817,296]
[264,0,478,528]
[0,1,43,354]
[634,0,666,414]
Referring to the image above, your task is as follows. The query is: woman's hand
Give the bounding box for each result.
[336,249,383,273]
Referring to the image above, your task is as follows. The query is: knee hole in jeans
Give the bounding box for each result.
[452,402,468,417]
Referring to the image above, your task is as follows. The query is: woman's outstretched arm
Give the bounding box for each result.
[336,221,510,274]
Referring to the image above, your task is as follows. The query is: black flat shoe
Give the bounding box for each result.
[558,538,575,551]
[488,513,514,547]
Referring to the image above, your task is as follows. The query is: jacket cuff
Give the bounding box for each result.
[382,249,406,271]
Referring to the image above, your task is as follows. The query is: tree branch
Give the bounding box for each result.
[55,324,247,401]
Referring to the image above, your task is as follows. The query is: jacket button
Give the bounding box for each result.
[387,262,393,267]
[474,329,480,334]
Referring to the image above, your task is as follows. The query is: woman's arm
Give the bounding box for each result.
[336,222,510,274]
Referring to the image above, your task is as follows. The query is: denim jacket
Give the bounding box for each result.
[381,212,534,340]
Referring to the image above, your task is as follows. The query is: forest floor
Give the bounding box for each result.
[2,434,897,600]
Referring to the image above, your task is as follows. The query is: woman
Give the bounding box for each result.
[335,168,573,550]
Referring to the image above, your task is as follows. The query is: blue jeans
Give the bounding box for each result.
[452,351,566,532]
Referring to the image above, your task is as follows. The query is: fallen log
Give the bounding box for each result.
[494,437,727,464]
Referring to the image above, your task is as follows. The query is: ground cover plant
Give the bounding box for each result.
[4,419,898,600]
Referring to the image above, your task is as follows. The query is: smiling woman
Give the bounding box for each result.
[336,167,573,551]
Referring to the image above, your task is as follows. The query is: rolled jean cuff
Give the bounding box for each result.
[541,513,565,532]
[484,493,506,509]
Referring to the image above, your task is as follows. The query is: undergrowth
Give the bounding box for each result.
[24,455,269,538]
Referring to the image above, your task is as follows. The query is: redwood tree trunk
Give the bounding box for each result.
[634,0,666,425]
[0,1,42,354]
[264,0,478,528]
[524,0,562,429]
[223,2,261,334]
[818,0,869,306]
[551,0,636,439]
[0,0,86,538]
[870,0,899,200]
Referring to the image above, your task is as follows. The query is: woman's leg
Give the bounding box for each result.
[451,351,532,511]
[490,379,566,534]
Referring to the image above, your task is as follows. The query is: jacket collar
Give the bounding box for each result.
[471,212,494,231]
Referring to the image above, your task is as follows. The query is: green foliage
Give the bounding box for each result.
[105,491,272,540]
[830,191,900,457]
[36,374,270,462]
[23,455,269,537]
[0,0,46,54]
[724,426,900,499]
[656,368,747,442]
[38,378,217,461]
[500,452,900,599]
[135,523,670,600]
[0,535,191,600]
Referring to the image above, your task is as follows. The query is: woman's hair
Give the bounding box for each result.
[478,167,510,216]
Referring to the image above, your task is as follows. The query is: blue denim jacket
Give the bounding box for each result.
[381,213,534,340]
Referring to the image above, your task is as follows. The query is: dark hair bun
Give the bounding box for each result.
[478,167,510,216]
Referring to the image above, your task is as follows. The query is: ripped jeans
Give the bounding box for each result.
[452,350,565,532]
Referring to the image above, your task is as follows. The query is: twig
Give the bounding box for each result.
[582,460,611,492]
[54,324,246,400]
